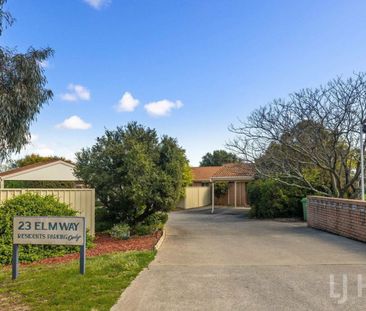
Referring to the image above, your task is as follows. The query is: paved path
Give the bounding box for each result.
[112,207,366,311]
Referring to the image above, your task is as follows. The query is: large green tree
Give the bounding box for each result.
[200,150,240,166]
[74,122,191,225]
[0,0,53,160]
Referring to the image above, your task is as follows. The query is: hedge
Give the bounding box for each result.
[248,179,305,219]
[0,193,90,264]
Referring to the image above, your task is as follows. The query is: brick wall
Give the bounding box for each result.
[308,196,366,242]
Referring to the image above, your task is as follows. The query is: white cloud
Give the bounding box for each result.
[38,60,49,68]
[35,147,55,157]
[144,99,183,117]
[116,92,139,112]
[83,0,110,9]
[56,115,92,130]
[21,135,55,157]
[60,84,91,102]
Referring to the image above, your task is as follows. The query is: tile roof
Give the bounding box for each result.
[0,160,74,177]
[213,163,255,178]
[191,163,255,181]
[191,166,222,181]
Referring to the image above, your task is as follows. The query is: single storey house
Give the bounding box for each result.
[191,163,255,207]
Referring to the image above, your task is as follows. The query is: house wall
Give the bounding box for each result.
[215,182,248,207]
[307,196,366,242]
[0,188,95,236]
[177,186,211,209]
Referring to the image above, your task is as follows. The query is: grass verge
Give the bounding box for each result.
[0,251,155,311]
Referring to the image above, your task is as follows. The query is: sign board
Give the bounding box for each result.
[12,216,86,280]
[13,216,85,246]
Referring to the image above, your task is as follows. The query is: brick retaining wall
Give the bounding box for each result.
[308,196,366,242]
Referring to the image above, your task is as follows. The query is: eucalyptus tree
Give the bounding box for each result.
[229,73,366,198]
[0,0,53,160]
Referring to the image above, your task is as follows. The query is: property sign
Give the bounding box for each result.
[12,216,86,280]
[13,216,85,246]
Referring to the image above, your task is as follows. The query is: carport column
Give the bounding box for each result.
[227,183,230,206]
[211,182,215,213]
[234,181,237,208]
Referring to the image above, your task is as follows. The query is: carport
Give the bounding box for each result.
[210,163,255,213]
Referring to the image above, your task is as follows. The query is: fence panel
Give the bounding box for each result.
[0,188,95,236]
[178,186,211,209]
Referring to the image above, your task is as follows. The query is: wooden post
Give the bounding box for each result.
[211,182,215,213]
[227,182,230,206]
[12,244,19,280]
[234,181,237,208]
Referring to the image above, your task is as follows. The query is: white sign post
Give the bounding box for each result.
[12,216,86,280]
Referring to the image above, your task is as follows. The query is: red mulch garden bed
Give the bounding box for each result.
[23,231,162,266]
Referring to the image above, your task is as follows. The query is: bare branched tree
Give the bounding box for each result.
[228,73,366,198]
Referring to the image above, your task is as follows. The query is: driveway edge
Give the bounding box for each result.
[154,229,166,251]
[111,229,166,311]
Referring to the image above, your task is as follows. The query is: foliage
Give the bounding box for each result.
[132,223,157,236]
[5,180,76,189]
[0,193,84,264]
[0,251,155,311]
[75,122,190,226]
[108,223,130,240]
[181,162,193,195]
[248,179,306,219]
[214,181,229,197]
[95,206,114,232]
[131,212,168,236]
[0,2,53,160]
[200,150,240,166]
[229,73,366,198]
[14,153,73,168]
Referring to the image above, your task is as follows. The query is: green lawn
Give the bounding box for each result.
[0,251,155,311]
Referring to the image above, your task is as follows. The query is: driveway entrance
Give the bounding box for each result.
[112,207,366,310]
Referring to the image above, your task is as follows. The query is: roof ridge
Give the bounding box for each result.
[0,160,74,177]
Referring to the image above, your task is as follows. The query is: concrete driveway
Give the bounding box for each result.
[112,207,366,311]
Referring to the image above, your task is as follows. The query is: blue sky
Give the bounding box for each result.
[3,0,366,165]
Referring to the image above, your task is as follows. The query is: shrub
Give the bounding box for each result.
[214,181,228,197]
[95,206,114,232]
[248,179,306,219]
[5,180,76,188]
[74,122,191,227]
[0,193,88,264]
[144,212,168,226]
[109,223,130,240]
[132,224,156,236]
[156,212,168,225]
[131,212,168,236]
